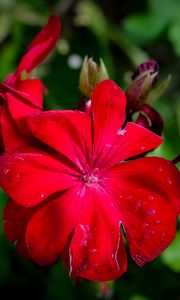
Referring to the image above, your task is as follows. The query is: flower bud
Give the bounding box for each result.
[126,60,159,113]
[79,56,109,98]
[139,103,164,135]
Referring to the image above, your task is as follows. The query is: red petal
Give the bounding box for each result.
[15,15,60,76]
[1,80,43,109]
[15,78,43,108]
[0,104,30,151]
[6,92,40,136]
[96,122,163,169]
[3,199,36,259]
[25,185,84,265]
[69,188,127,281]
[107,157,180,265]
[27,111,92,171]
[0,148,77,207]
[91,80,126,164]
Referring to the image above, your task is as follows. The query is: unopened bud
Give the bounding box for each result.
[79,56,109,98]
[126,60,159,112]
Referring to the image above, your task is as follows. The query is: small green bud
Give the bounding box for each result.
[79,56,109,98]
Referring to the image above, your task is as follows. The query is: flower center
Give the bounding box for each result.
[82,168,99,187]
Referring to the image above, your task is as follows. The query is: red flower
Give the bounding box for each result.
[0,15,60,151]
[1,80,180,281]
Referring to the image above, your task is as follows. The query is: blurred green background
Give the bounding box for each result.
[0,0,180,299]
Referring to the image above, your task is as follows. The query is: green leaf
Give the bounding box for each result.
[168,18,180,57]
[161,230,180,272]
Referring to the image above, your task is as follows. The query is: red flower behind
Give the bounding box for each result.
[0,15,60,152]
[0,80,179,281]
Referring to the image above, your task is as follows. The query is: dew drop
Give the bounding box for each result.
[161,232,166,241]
[4,168,9,175]
[90,248,97,254]
[167,177,172,185]
[159,166,163,172]
[145,229,155,237]
[128,195,133,200]
[143,222,149,228]
[17,157,25,162]
[16,174,20,179]
[135,200,142,210]
[146,208,156,216]
[136,254,143,261]
[155,220,161,225]
[84,240,88,246]
[106,143,112,148]
[40,192,45,199]
[117,129,126,136]
[148,195,154,201]
[140,146,146,151]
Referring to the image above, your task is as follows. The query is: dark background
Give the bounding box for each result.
[0,0,180,299]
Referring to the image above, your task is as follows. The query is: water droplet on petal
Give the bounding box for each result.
[117,129,126,136]
[155,220,161,225]
[161,233,166,241]
[17,157,25,162]
[106,143,112,148]
[147,208,156,216]
[16,174,20,178]
[128,195,133,200]
[143,222,149,228]
[148,195,154,201]
[140,146,146,151]
[90,248,97,254]
[136,254,142,260]
[84,240,88,246]
[135,200,142,210]
[167,177,172,185]
[40,193,45,199]
[159,166,163,172]
[4,168,9,175]
[145,229,155,237]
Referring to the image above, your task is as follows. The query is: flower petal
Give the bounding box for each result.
[15,78,43,108]
[91,80,126,164]
[96,122,163,169]
[25,185,84,265]
[107,157,180,265]
[1,79,43,109]
[15,15,60,77]
[0,104,30,151]
[69,188,127,281]
[3,199,36,259]
[0,148,77,207]
[6,92,40,136]
[27,111,92,170]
